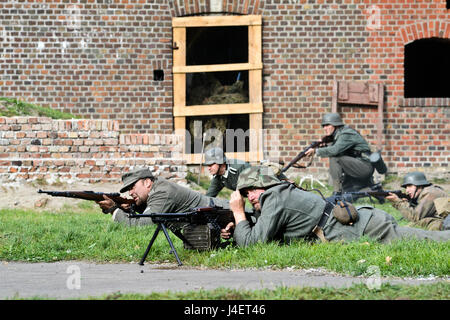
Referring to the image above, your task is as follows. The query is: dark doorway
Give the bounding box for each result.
[404,37,450,98]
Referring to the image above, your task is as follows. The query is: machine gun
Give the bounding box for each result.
[128,206,246,266]
[38,189,135,206]
[326,189,410,204]
[280,135,333,174]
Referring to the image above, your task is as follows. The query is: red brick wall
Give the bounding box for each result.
[0,117,186,183]
[0,1,174,134]
[1,0,449,178]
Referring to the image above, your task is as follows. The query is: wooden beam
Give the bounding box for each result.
[331,80,338,113]
[173,27,186,116]
[377,83,384,151]
[173,103,263,117]
[183,151,262,164]
[172,15,262,28]
[249,113,263,161]
[173,62,262,74]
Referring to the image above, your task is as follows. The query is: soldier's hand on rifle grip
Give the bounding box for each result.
[96,195,118,214]
[385,192,400,202]
[120,203,131,211]
[220,222,235,240]
[305,148,315,157]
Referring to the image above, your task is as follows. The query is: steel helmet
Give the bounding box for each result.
[204,147,227,165]
[321,113,344,127]
[401,172,431,188]
[236,166,283,196]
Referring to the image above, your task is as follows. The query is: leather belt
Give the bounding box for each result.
[312,201,334,242]
[318,201,334,228]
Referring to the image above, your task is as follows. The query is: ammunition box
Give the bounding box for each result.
[182,223,220,251]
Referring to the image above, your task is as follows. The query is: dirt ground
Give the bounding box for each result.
[1,175,448,211]
[0,180,126,211]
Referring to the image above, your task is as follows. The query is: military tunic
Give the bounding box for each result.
[391,185,447,231]
[233,183,450,247]
[316,125,374,192]
[206,162,251,197]
[113,177,228,225]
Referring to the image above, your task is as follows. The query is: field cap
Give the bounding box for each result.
[120,167,154,193]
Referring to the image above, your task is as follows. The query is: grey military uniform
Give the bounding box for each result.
[233,183,450,247]
[113,177,229,225]
[206,162,251,197]
[316,125,374,192]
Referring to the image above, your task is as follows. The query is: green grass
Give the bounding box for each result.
[0,204,448,278]
[0,97,77,119]
[8,283,449,300]
[94,282,450,300]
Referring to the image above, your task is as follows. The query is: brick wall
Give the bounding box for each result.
[0,117,186,184]
[0,0,174,134]
[1,0,449,178]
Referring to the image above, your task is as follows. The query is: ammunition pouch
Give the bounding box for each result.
[332,200,359,225]
[182,223,220,251]
[369,151,388,174]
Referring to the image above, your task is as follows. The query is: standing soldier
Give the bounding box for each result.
[386,172,449,231]
[305,112,377,193]
[204,147,251,197]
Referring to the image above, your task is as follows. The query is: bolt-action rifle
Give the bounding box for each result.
[38,189,135,206]
[280,135,333,174]
[128,206,251,266]
[326,189,410,204]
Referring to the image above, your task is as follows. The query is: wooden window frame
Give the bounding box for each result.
[172,15,263,164]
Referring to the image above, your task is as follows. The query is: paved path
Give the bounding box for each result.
[0,261,446,299]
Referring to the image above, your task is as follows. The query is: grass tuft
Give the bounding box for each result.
[0,97,78,119]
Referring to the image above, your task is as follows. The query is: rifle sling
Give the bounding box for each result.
[312,201,334,243]
[318,201,334,229]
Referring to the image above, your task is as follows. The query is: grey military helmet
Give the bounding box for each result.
[401,171,431,188]
[204,147,227,165]
[236,166,283,196]
[321,113,344,127]
[120,167,154,193]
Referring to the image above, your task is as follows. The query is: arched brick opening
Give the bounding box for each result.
[399,20,449,44]
[396,20,450,106]
[168,0,264,17]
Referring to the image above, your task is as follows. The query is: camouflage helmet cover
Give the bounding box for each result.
[204,147,227,165]
[236,166,283,196]
[321,113,344,127]
[401,171,431,188]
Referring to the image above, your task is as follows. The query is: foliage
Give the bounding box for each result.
[0,206,448,278]
[94,282,450,300]
[0,97,77,119]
